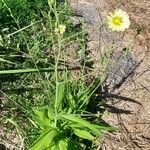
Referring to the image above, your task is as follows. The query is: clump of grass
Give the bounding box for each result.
[0,0,114,149]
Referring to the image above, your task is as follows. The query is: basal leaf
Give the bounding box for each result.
[61,114,101,136]
[51,144,60,150]
[58,140,68,150]
[73,129,94,141]
[32,107,52,128]
[29,128,58,150]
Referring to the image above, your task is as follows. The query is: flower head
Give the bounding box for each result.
[107,9,130,32]
[55,24,66,35]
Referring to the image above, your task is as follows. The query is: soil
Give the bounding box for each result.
[69,0,150,149]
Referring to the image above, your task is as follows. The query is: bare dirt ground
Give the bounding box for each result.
[70,0,150,149]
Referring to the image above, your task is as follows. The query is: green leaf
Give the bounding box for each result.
[67,92,75,108]
[49,140,68,150]
[48,108,55,121]
[51,145,60,150]
[57,83,65,111]
[33,107,52,128]
[93,124,115,131]
[50,139,79,150]
[77,80,101,109]
[74,129,94,141]
[0,58,15,64]
[0,35,3,46]
[61,114,101,136]
[58,140,68,150]
[29,128,58,150]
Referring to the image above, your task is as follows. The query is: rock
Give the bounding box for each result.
[106,51,137,89]
[73,2,101,25]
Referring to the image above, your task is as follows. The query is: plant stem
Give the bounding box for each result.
[0,68,54,75]
[54,35,61,127]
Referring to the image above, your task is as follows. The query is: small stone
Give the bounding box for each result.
[106,52,137,88]
[76,2,100,25]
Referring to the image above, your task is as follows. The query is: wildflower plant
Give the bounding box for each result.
[0,0,115,149]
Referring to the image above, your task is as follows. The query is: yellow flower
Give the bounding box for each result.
[107,9,130,32]
[55,24,66,35]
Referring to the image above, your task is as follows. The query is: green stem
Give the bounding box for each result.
[51,0,61,128]
[0,67,81,75]
[0,68,54,75]
[54,35,61,127]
